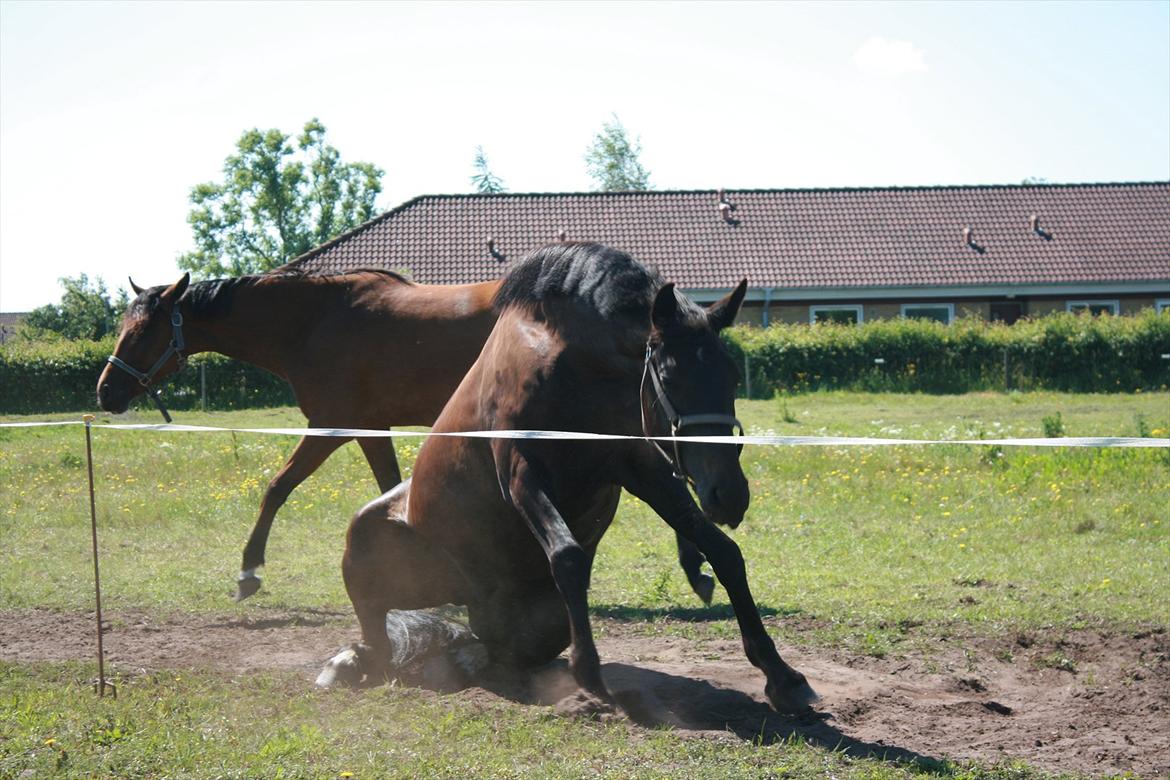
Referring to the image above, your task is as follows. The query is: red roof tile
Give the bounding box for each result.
[285,183,1170,291]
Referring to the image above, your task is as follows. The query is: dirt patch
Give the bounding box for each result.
[2,609,1166,777]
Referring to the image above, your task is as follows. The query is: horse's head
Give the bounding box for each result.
[642,279,749,528]
[96,273,189,414]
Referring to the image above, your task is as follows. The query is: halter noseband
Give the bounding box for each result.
[640,342,744,482]
[106,307,186,423]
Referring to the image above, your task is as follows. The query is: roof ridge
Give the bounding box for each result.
[405,181,1169,200]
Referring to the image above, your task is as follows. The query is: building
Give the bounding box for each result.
[0,312,27,344]
[285,182,1170,326]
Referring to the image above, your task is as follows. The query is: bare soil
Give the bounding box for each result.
[2,609,1166,778]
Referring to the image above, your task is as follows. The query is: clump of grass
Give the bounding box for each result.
[1041,412,1064,438]
[1133,413,1151,438]
[1035,652,1077,673]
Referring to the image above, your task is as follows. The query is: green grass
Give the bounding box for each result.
[1,393,1167,634]
[1,392,1167,778]
[0,663,1068,780]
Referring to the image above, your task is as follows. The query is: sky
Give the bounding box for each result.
[1,0,1167,312]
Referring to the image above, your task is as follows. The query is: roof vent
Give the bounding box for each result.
[487,236,505,261]
[962,226,985,254]
[717,189,740,226]
[557,229,567,242]
[1029,214,1053,240]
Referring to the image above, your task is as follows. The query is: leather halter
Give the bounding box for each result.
[106,307,186,423]
[640,342,744,482]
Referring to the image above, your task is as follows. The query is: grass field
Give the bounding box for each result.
[2,391,1168,778]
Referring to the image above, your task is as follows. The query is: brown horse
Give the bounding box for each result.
[96,268,720,604]
[334,243,816,714]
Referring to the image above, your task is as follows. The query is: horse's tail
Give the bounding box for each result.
[317,608,487,688]
[383,609,477,668]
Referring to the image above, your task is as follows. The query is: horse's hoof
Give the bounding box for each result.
[692,573,716,605]
[233,575,262,602]
[766,673,819,714]
[554,689,619,720]
[317,647,363,688]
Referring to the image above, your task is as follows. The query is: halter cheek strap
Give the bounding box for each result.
[106,308,186,423]
[640,343,744,482]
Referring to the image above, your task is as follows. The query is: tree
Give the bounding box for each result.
[23,274,128,341]
[470,146,506,194]
[584,114,651,191]
[179,118,384,278]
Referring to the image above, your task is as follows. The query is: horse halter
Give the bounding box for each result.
[106,307,186,423]
[640,342,744,483]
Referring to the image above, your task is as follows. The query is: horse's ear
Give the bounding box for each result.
[706,279,748,331]
[129,277,145,296]
[651,283,679,330]
[161,272,190,301]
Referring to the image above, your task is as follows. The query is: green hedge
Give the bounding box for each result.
[0,338,294,415]
[3,311,1168,414]
[723,310,1170,397]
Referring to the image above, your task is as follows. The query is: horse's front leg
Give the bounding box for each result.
[235,434,349,601]
[497,446,612,714]
[622,453,817,713]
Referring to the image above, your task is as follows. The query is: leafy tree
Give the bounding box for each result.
[22,274,129,341]
[470,146,506,194]
[179,118,384,278]
[584,114,651,191]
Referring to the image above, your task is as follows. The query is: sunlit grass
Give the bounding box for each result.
[1,393,1167,646]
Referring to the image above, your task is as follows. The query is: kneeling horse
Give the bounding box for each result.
[333,242,816,713]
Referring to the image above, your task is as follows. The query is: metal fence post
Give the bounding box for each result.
[200,363,207,412]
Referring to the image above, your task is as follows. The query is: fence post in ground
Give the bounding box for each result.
[744,354,752,399]
[82,414,114,698]
[1003,348,1011,391]
[200,363,207,412]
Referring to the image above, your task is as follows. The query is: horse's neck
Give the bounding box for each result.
[182,281,323,377]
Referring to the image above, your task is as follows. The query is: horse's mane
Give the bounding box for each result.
[164,268,412,319]
[494,242,663,321]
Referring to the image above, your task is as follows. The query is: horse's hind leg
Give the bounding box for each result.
[468,580,570,671]
[676,534,716,605]
[341,483,472,683]
[235,434,349,601]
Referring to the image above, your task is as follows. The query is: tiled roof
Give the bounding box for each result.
[286,183,1170,291]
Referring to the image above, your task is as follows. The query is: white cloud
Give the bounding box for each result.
[853,36,928,77]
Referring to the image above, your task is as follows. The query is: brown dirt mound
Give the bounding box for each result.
[2,609,1166,778]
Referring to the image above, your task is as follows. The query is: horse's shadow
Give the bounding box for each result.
[592,603,796,622]
[461,658,950,774]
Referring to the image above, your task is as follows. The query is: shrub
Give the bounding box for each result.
[724,309,1170,397]
[0,338,294,414]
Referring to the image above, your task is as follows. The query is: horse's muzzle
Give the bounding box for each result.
[698,479,750,529]
[96,378,131,414]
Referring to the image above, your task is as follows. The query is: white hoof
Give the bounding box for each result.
[316,647,363,688]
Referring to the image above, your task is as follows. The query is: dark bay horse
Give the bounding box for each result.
[96,268,719,604]
[334,243,816,714]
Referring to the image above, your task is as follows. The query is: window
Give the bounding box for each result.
[901,303,954,324]
[1066,300,1119,316]
[810,304,863,324]
[1156,299,1169,314]
[989,301,1023,324]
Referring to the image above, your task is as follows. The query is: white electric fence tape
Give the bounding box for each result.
[1,419,1167,448]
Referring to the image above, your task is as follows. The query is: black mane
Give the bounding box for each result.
[494,242,663,320]
[129,268,411,321]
